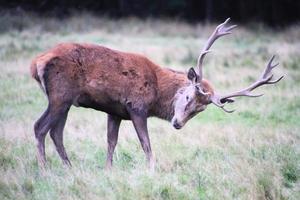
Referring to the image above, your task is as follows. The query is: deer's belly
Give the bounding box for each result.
[73,93,131,120]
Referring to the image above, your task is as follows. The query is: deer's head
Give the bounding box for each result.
[171,18,283,129]
[172,68,213,129]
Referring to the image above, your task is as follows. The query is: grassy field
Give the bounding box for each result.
[0,13,299,199]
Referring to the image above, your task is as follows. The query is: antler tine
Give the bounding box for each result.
[210,95,235,113]
[196,18,237,81]
[210,55,283,112]
[261,55,279,79]
[216,103,235,113]
[216,18,238,35]
[221,107,235,113]
[267,75,284,84]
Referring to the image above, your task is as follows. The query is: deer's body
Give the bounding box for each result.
[31,43,212,120]
[31,42,213,168]
[31,19,282,169]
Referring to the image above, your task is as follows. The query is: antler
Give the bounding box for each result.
[196,18,237,82]
[210,55,284,113]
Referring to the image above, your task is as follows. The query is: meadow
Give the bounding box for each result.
[0,13,299,199]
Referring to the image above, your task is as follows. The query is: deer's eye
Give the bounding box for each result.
[186,96,189,101]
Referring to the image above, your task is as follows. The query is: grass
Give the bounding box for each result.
[0,12,299,199]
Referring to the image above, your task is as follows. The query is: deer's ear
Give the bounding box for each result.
[187,68,198,83]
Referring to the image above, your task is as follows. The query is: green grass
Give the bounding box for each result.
[0,13,299,199]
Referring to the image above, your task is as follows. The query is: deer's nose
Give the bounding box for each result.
[172,119,182,129]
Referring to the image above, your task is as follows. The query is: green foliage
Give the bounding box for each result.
[282,163,299,187]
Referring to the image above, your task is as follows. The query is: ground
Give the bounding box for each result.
[0,13,299,199]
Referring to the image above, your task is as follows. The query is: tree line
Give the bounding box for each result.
[1,0,299,26]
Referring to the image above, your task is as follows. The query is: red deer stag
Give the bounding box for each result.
[31,18,283,169]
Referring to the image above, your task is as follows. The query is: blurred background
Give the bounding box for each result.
[1,0,300,25]
[0,1,299,200]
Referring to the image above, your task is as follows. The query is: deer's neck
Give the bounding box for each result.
[150,68,188,121]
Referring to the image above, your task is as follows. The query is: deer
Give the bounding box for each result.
[31,18,283,170]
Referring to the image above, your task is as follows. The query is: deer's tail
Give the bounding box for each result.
[30,58,48,94]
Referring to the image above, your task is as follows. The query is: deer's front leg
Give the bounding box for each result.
[105,114,121,170]
[128,110,154,170]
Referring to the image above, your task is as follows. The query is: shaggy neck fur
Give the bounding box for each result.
[150,68,188,121]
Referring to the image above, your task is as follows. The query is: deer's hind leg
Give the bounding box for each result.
[34,105,52,167]
[49,104,71,166]
[34,101,71,167]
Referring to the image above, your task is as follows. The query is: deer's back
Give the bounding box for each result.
[33,43,159,118]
